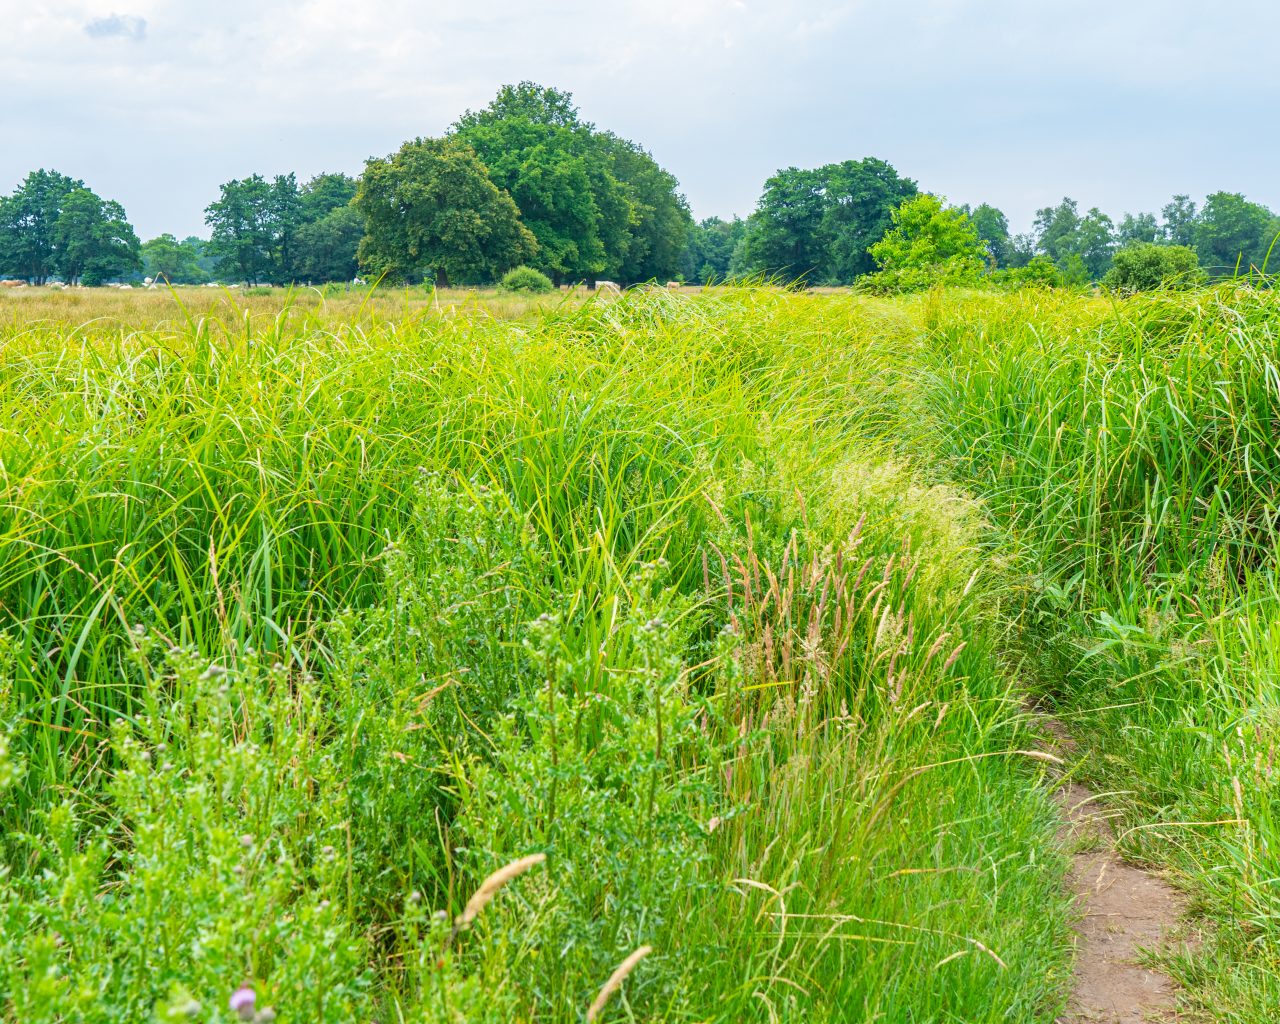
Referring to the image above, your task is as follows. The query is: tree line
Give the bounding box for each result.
[681,170,1280,288]
[2,82,1277,289]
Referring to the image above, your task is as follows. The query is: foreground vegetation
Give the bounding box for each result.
[1,281,1278,1020]
[0,285,1072,1021]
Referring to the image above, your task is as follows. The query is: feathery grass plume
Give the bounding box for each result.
[451,853,546,938]
[585,945,652,1022]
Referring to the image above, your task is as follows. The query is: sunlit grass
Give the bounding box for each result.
[0,285,1074,1022]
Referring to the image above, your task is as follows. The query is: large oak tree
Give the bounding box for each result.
[355,137,535,286]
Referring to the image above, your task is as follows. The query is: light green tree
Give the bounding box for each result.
[862,194,985,292]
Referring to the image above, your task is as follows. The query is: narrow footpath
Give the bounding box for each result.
[1040,719,1190,1023]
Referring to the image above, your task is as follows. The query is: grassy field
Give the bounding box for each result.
[0,282,1275,1021]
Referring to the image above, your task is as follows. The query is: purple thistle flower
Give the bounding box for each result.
[229,985,256,1021]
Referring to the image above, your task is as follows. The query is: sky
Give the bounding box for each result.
[3,0,1278,241]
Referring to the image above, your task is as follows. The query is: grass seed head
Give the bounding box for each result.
[586,944,653,1022]
[454,852,546,931]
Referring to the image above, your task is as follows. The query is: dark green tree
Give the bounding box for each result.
[51,188,142,285]
[453,84,616,283]
[1116,212,1161,246]
[204,174,304,285]
[141,233,210,284]
[821,159,919,281]
[267,174,304,284]
[961,203,1011,267]
[1076,208,1117,279]
[205,175,275,284]
[1194,192,1279,276]
[1033,198,1115,279]
[734,158,917,283]
[681,216,747,282]
[355,136,535,286]
[1007,233,1038,269]
[0,169,85,283]
[733,167,828,281]
[593,132,691,282]
[453,83,688,284]
[294,205,365,283]
[1161,195,1198,247]
[300,173,358,222]
[1033,198,1082,264]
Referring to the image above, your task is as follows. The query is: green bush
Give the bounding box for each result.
[991,254,1058,289]
[500,265,554,293]
[1104,242,1204,292]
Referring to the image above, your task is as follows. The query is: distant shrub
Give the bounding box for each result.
[991,254,1059,289]
[1105,243,1204,292]
[1055,254,1092,289]
[859,257,984,295]
[500,265,554,293]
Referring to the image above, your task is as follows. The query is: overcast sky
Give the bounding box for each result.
[3,1,1278,240]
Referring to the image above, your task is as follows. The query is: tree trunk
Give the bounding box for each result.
[435,267,449,289]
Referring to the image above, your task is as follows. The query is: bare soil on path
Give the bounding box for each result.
[1041,719,1191,1023]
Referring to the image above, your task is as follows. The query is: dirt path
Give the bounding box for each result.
[1041,719,1189,1023]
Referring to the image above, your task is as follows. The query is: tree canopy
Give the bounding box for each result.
[1194,192,1279,275]
[451,83,689,284]
[355,136,535,286]
[1032,198,1116,280]
[204,174,285,285]
[681,216,747,282]
[1105,243,1203,292]
[961,204,1012,267]
[51,188,141,285]
[0,170,140,285]
[141,233,209,284]
[10,88,1280,296]
[204,172,364,284]
[734,158,918,284]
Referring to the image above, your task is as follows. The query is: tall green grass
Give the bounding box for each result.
[0,289,1071,1021]
[917,284,1280,1020]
